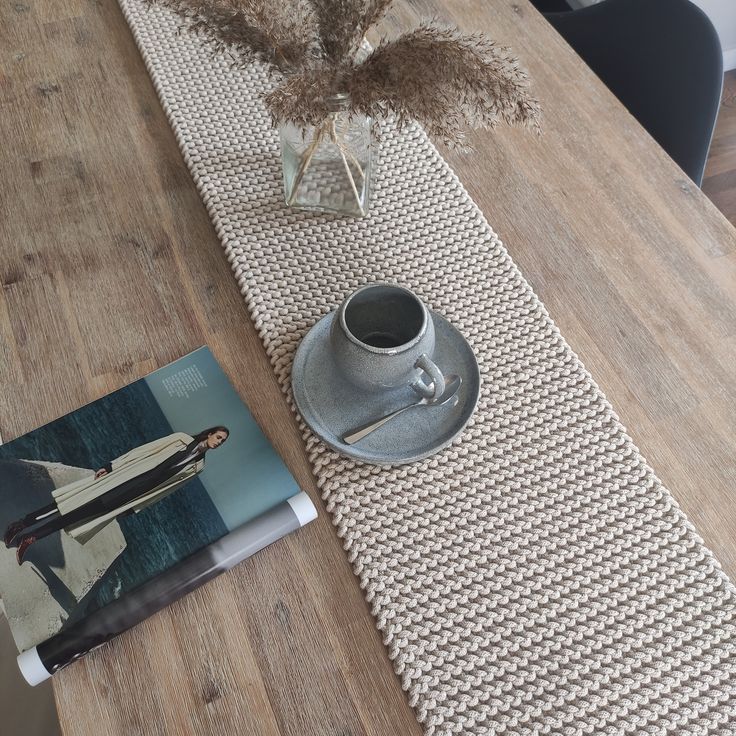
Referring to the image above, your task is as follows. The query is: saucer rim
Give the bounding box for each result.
[291,310,480,465]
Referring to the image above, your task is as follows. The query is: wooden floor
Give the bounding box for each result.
[703,70,736,225]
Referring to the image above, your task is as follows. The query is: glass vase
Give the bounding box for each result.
[279,94,374,218]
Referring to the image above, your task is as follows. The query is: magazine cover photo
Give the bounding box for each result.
[0,347,299,652]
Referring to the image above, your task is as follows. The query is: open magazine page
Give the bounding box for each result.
[0,347,305,658]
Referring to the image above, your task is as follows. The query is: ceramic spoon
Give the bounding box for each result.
[343,375,463,445]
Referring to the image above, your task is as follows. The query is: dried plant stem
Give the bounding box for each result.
[287,115,366,215]
[286,125,326,206]
[334,127,366,182]
[329,117,365,216]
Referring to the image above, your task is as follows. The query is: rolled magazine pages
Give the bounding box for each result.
[18,492,316,685]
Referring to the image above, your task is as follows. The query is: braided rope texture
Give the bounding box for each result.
[119,2,736,733]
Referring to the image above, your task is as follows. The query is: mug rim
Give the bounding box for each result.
[339,282,429,355]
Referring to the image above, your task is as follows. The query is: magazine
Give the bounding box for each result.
[0,347,316,684]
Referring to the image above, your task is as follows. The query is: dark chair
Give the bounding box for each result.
[545,0,723,186]
[530,0,572,11]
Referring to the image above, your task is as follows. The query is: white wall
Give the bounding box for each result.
[569,0,736,71]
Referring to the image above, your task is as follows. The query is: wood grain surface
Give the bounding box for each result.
[1,1,734,735]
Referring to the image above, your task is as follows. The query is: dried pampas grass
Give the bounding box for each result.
[148,0,541,146]
[149,0,320,71]
[347,25,540,147]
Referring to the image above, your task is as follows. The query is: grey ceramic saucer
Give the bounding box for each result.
[291,311,480,465]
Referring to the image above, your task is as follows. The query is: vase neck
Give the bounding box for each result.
[325,92,350,113]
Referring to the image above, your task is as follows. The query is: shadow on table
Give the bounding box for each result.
[0,460,76,617]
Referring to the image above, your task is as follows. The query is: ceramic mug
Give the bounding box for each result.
[330,283,446,398]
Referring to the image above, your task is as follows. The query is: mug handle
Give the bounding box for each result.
[411,354,446,400]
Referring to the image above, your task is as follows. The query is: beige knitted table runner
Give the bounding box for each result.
[119,2,736,733]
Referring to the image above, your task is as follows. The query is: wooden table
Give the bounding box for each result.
[1,1,735,734]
